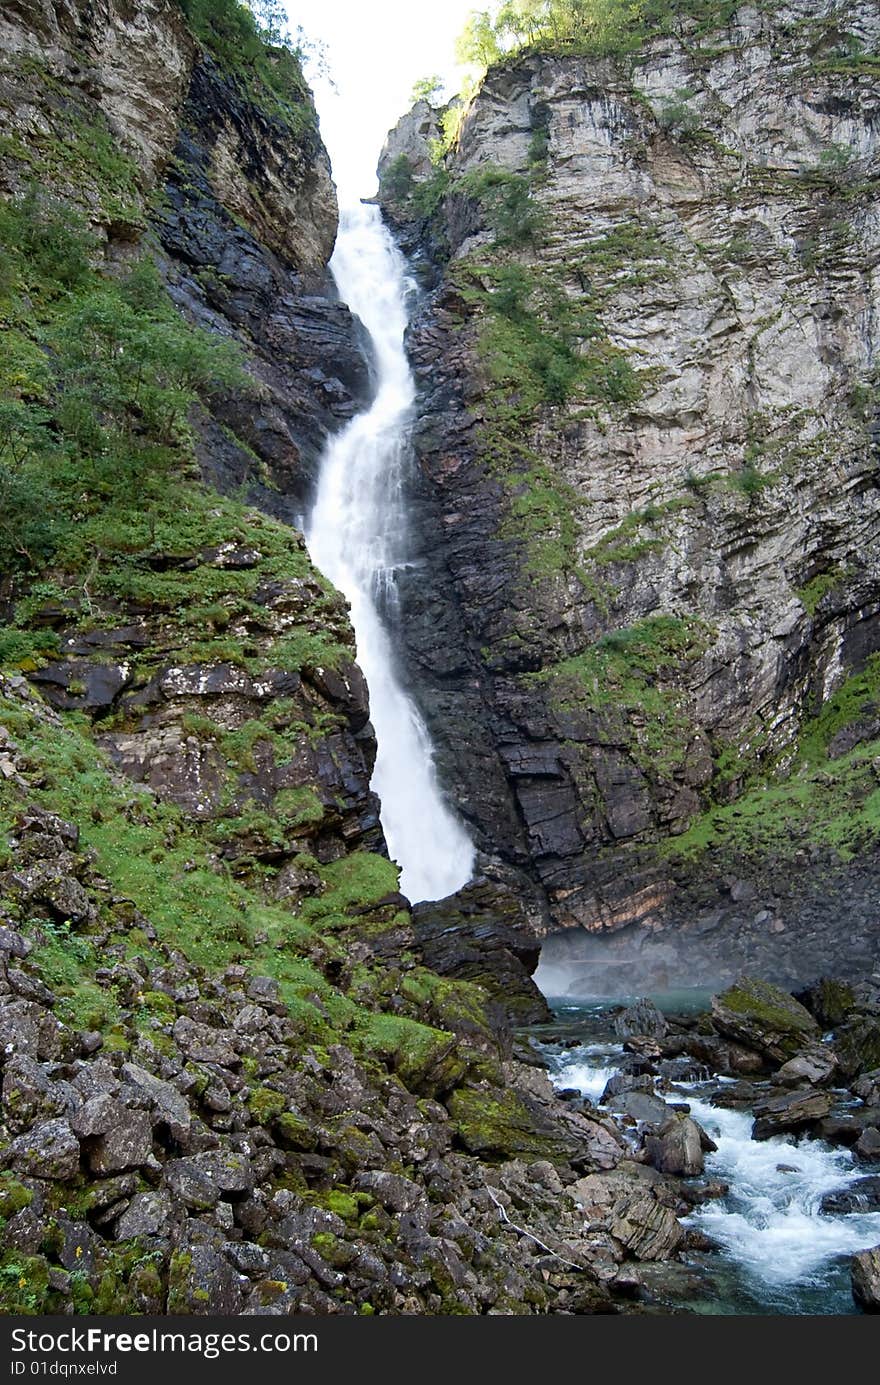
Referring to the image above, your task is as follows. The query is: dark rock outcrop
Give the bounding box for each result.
[376,0,880,981]
[852,1245,880,1313]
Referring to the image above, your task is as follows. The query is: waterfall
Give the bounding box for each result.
[305,203,475,904]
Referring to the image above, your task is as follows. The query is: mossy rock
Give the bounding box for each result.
[711,976,819,1063]
[446,1086,571,1161]
[834,1017,880,1081]
[274,1111,318,1152]
[800,977,857,1029]
[357,1014,469,1098]
[248,1087,286,1125]
[0,1176,34,1219]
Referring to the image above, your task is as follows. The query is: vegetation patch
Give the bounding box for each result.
[530,615,709,773]
[174,0,317,134]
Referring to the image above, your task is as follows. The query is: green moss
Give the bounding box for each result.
[300,852,401,932]
[354,1013,467,1098]
[315,1190,370,1223]
[0,1253,51,1314]
[446,1087,567,1161]
[248,1087,286,1125]
[530,615,708,775]
[797,568,844,616]
[174,0,316,134]
[716,977,817,1038]
[0,1176,34,1220]
[449,257,642,580]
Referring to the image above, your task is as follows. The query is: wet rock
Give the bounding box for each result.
[834,1018,880,1082]
[775,1045,837,1087]
[821,1177,880,1214]
[856,1128,880,1163]
[30,659,130,712]
[412,876,550,1026]
[711,977,819,1063]
[644,1114,707,1177]
[613,1090,673,1126]
[751,1087,834,1141]
[601,1073,656,1102]
[817,1106,880,1146]
[851,1245,880,1312]
[613,1000,668,1040]
[853,1069,880,1106]
[797,977,857,1029]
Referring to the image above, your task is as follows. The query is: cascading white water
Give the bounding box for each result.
[305,203,475,903]
[550,1039,880,1312]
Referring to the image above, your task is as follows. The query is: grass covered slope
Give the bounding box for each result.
[0,0,662,1320]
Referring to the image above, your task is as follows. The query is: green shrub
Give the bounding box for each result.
[174,0,313,129]
[380,154,415,204]
[458,167,544,247]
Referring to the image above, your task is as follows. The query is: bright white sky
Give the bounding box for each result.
[283,0,478,205]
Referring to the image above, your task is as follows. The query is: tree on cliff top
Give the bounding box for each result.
[455,0,741,70]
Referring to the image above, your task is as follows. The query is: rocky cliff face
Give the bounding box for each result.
[0,0,632,1317]
[379,0,880,986]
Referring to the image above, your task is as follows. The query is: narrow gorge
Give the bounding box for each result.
[0,0,878,1321]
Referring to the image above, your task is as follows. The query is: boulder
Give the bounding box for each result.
[601,1073,656,1102]
[751,1087,834,1141]
[851,1246,880,1312]
[711,977,819,1063]
[164,1149,253,1205]
[776,1045,837,1087]
[164,1158,220,1211]
[609,1193,683,1261]
[1,1054,67,1134]
[820,1177,880,1214]
[5,1119,81,1180]
[167,1245,246,1315]
[446,1087,573,1162]
[121,1062,191,1142]
[114,1191,176,1240]
[353,1170,425,1214]
[79,1104,154,1174]
[613,1090,673,1126]
[613,999,668,1040]
[644,1114,708,1176]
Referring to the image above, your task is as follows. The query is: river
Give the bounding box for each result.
[539,994,880,1314]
